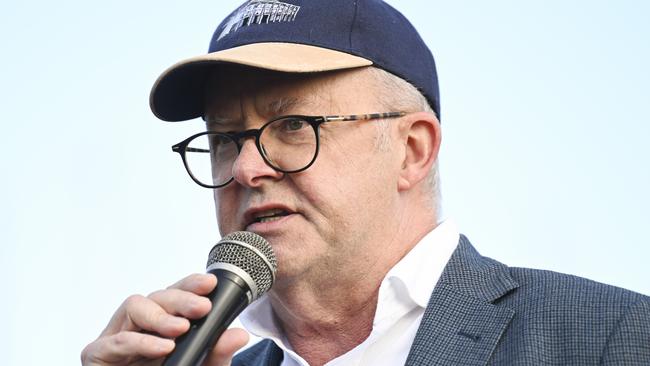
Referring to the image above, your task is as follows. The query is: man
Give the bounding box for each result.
[82,1,650,365]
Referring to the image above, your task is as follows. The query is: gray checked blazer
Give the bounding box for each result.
[232,235,650,365]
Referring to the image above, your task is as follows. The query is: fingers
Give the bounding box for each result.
[168,273,217,295]
[203,328,250,366]
[101,273,216,336]
[126,294,192,337]
[84,273,219,365]
[148,288,212,319]
[82,331,174,364]
[101,295,189,338]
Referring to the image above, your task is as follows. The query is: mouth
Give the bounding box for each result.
[250,208,291,224]
[244,206,296,230]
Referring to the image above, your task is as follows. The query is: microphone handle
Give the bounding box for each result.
[162,269,250,366]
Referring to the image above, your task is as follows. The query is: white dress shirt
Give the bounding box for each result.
[239,219,460,366]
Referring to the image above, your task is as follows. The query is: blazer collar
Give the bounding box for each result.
[405,234,519,366]
[241,235,518,366]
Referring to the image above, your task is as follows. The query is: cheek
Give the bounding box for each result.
[295,157,370,225]
[318,141,391,194]
[214,190,237,234]
[321,127,387,175]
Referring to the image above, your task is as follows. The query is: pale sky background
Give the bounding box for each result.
[1,1,649,365]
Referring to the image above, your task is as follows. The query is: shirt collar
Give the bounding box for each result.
[380,219,459,309]
[239,219,460,346]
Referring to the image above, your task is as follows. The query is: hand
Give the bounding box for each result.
[81,273,250,366]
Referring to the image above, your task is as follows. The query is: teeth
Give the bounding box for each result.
[259,216,284,223]
[257,208,285,217]
[252,208,289,223]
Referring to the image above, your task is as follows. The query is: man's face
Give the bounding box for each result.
[204,67,403,288]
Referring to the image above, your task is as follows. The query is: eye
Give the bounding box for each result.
[210,134,232,145]
[281,118,307,131]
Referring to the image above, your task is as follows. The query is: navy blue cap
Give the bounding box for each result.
[150,0,439,121]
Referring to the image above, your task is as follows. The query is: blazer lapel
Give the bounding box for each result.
[234,339,283,366]
[405,235,519,366]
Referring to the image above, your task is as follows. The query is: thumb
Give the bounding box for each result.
[202,328,250,366]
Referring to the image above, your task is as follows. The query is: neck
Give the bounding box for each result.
[267,202,438,365]
[268,267,382,366]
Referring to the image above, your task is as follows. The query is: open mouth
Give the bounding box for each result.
[250,208,291,224]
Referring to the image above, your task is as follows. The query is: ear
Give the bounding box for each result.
[397,112,441,191]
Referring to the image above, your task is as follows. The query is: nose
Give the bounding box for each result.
[231,138,284,187]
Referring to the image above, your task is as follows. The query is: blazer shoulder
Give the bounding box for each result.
[491,265,650,364]
[506,266,649,309]
[501,265,650,338]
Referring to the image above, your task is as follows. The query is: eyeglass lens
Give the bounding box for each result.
[183,117,318,187]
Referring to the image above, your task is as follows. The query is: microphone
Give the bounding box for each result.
[163,231,277,366]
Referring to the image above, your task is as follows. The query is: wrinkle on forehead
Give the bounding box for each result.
[267,95,327,116]
[205,85,331,129]
[203,66,376,126]
[204,95,324,128]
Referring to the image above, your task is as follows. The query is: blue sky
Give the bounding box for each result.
[1,1,649,364]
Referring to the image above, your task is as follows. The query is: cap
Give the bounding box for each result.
[150,0,440,122]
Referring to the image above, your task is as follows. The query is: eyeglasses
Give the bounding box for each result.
[172,112,406,188]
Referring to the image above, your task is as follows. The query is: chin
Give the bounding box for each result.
[270,244,317,281]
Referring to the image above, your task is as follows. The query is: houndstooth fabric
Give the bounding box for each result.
[233,235,650,366]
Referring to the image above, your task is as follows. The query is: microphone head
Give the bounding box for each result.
[206,231,277,301]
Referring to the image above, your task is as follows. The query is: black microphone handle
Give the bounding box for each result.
[162,269,250,366]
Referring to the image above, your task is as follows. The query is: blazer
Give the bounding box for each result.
[233,235,650,365]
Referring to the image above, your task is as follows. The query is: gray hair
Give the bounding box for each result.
[366,67,441,214]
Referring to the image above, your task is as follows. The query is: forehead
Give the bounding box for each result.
[203,65,379,122]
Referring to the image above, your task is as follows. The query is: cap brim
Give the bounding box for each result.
[150,42,373,122]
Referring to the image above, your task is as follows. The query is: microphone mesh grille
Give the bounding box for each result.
[206,231,277,298]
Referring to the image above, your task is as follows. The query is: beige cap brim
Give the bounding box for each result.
[149,42,373,122]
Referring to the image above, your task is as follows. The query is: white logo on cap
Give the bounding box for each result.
[218,0,301,40]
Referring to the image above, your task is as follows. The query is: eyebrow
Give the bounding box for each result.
[204,96,321,127]
[205,116,236,127]
[268,97,303,116]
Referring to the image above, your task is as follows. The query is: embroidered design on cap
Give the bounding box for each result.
[218,0,301,40]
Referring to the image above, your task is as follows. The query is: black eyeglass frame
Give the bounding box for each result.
[172,111,407,189]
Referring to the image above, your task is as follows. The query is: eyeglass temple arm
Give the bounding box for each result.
[323,112,406,122]
[172,145,210,153]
